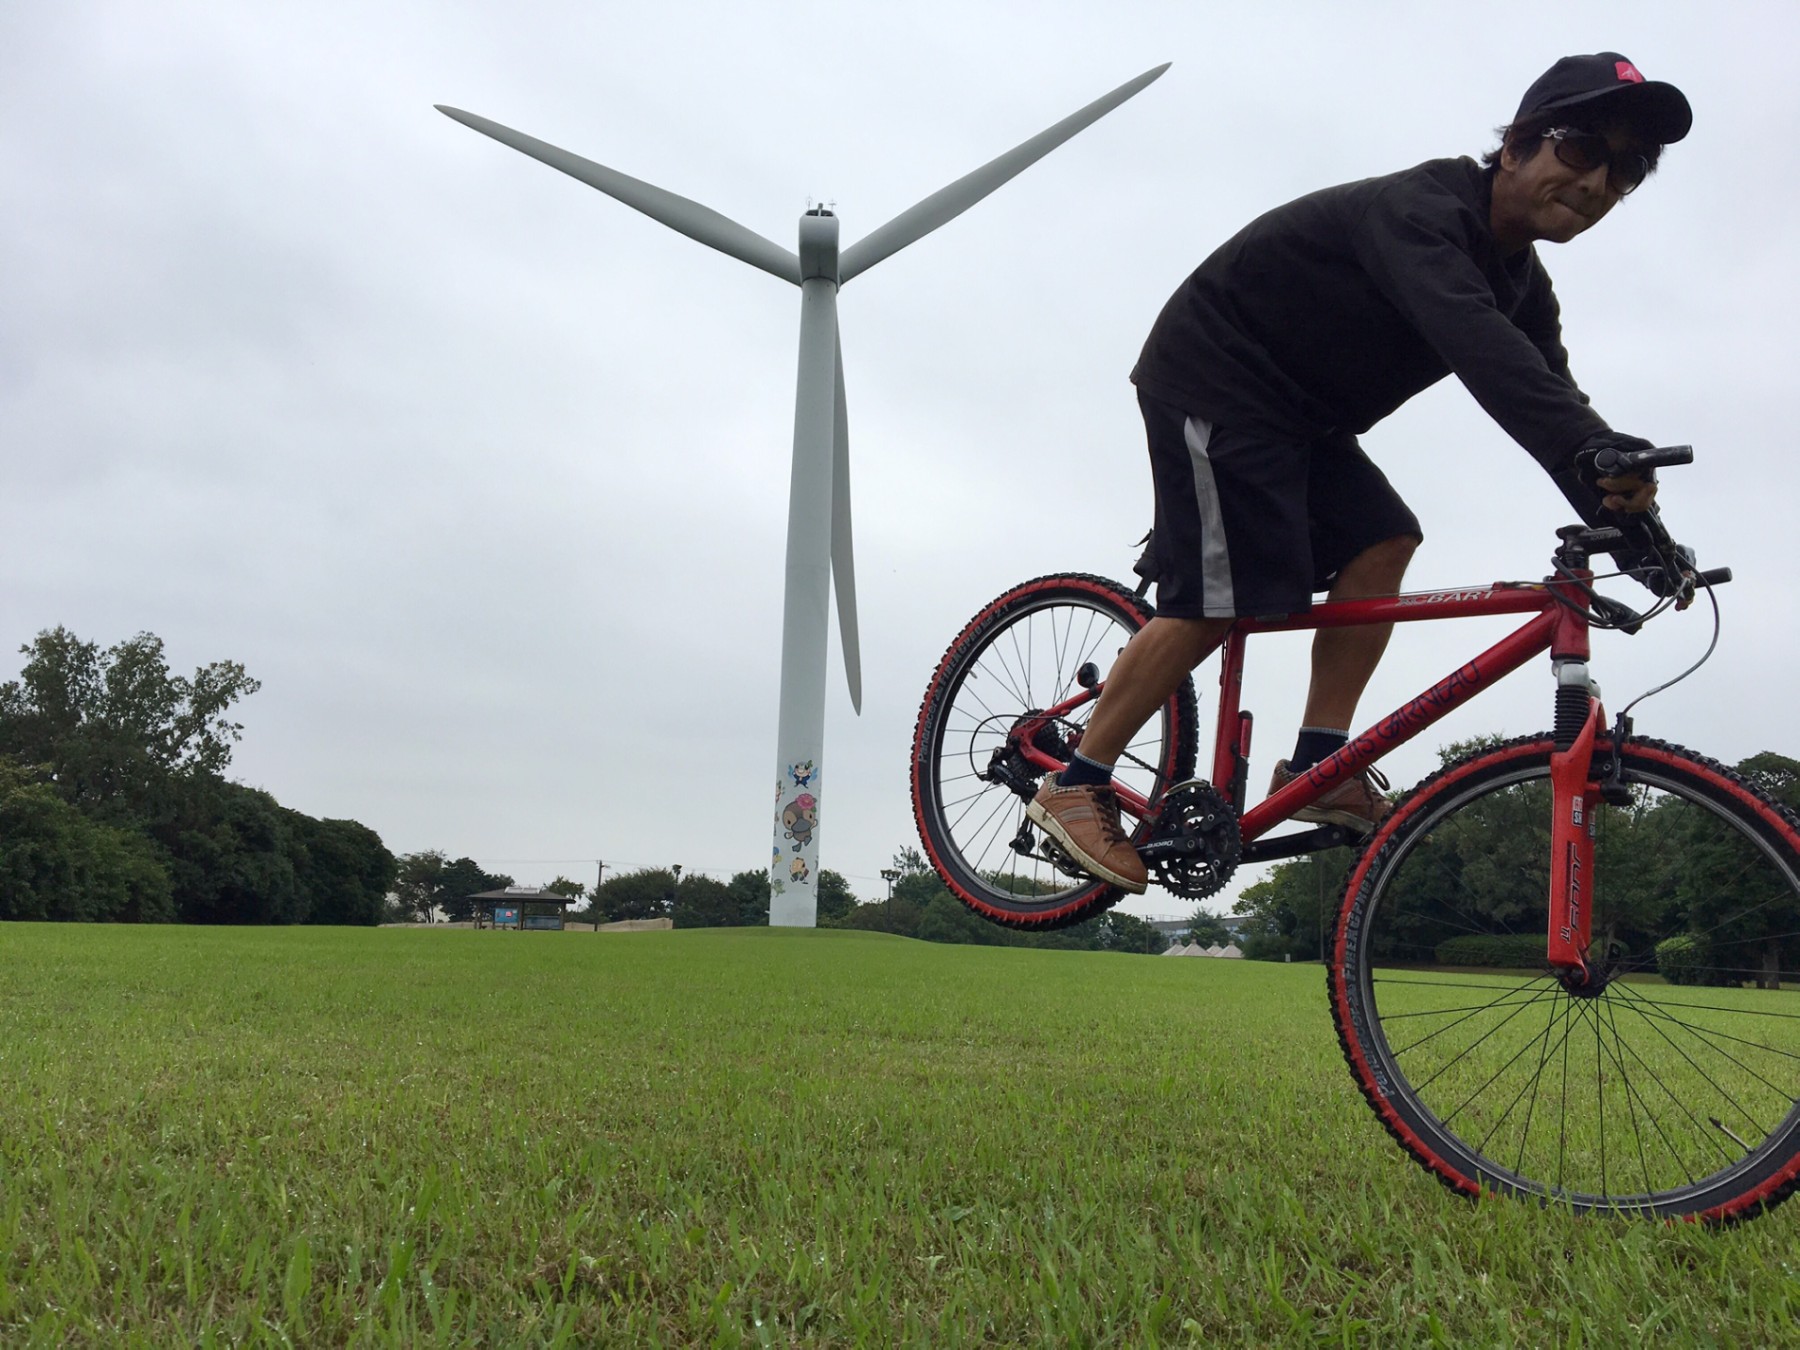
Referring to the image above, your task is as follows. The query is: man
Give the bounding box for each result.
[1028,52,1692,894]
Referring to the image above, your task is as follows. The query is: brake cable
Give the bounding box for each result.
[1617,572,1723,722]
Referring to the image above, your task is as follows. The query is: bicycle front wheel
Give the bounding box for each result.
[1332,735,1800,1222]
[911,574,1198,928]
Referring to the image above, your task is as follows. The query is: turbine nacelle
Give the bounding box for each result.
[798,209,840,286]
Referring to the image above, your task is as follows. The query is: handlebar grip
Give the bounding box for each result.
[1697,567,1733,587]
[1589,443,1694,475]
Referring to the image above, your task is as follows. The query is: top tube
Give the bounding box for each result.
[1230,580,1557,635]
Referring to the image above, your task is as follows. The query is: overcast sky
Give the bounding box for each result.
[4,1,1795,917]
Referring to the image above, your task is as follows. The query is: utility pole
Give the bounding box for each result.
[881,867,900,932]
[593,860,606,932]
[670,864,683,923]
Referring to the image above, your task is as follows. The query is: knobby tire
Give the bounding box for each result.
[1331,734,1800,1223]
[911,574,1198,928]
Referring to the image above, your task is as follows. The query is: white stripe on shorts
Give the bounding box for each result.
[1182,415,1236,616]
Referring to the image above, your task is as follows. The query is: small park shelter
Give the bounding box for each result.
[470,886,577,931]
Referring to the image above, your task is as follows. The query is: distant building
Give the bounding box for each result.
[1148,913,1251,943]
[469,886,578,931]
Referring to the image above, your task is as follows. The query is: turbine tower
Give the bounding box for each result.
[439,64,1168,926]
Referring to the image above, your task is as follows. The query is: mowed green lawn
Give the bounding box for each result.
[1,926,1796,1347]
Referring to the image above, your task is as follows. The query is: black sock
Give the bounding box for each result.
[1058,751,1114,788]
[1289,727,1348,773]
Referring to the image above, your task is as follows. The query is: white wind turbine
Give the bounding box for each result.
[440,64,1168,926]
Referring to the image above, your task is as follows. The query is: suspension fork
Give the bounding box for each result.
[1547,693,1604,980]
[1545,577,1600,982]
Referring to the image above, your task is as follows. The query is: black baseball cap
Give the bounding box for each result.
[1515,52,1692,145]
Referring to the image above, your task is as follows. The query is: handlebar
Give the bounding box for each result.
[1559,444,1730,611]
[1581,442,1695,477]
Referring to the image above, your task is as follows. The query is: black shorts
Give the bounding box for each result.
[1138,389,1423,619]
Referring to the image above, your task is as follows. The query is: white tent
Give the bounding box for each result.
[1205,944,1224,956]
[1218,944,1243,959]
[1160,942,1184,956]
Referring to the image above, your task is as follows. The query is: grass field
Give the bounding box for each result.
[2,925,1797,1346]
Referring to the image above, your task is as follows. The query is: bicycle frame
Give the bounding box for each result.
[1008,569,1608,978]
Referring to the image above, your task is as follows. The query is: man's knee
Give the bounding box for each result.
[1142,614,1235,661]
[1366,533,1419,566]
[1334,534,1419,595]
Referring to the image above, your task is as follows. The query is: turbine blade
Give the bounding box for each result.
[838,63,1170,284]
[830,334,862,714]
[437,105,801,284]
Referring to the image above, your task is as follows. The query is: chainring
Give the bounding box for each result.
[1142,780,1242,900]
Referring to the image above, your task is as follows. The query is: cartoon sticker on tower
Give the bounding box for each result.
[781,792,817,850]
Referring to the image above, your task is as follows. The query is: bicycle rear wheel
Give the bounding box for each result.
[1332,735,1800,1222]
[911,574,1198,928]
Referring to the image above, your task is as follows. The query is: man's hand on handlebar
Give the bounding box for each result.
[1579,431,1661,513]
[1563,438,1728,613]
[1598,472,1658,514]
[1574,434,1706,606]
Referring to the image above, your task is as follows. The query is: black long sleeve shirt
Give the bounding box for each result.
[1130,156,1612,520]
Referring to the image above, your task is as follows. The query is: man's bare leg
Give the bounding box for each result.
[1037,536,1416,882]
[1299,535,1418,732]
[1267,534,1420,831]
[1077,614,1234,765]
[1026,612,1231,893]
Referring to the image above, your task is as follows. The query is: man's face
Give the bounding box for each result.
[1492,120,1646,248]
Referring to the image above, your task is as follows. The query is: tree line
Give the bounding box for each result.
[0,625,1192,951]
[1228,739,1800,979]
[0,628,395,924]
[52,626,1775,961]
[509,851,1177,954]
[808,848,1171,954]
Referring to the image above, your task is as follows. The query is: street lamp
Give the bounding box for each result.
[881,867,901,931]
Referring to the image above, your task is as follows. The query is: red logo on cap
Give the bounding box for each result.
[1616,61,1645,83]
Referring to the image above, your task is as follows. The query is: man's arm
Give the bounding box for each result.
[1351,190,1612,513]
[1511,258,1587,399]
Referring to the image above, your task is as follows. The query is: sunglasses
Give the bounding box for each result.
[1540,127,1650,196]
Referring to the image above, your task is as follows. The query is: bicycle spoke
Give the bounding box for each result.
[1608,984,1800,1103]
[1510,995,1576,1177]
[1601,985,1774,1145]
[1598,994,1738,1174]
[1382,993,1557,1022]
[1387,980,1559,1057]
[1373,975,1555,993]
[1403,983,1564,1098]
[1600,992,1701,1192]
[1433,991,1574,1132]
[1592,998,1607,1198]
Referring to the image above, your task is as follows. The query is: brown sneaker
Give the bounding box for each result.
[1269,760,1394,833]
[1025,777,1149,893]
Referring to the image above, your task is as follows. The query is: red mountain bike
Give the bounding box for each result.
[910,446,1800,1223]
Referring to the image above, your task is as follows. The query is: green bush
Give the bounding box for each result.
[1655,933,1740,987]
[1434,932,1551,969]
